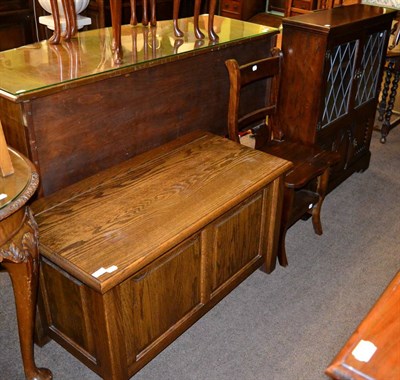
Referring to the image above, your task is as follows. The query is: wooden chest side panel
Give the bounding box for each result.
[40,258,98,368]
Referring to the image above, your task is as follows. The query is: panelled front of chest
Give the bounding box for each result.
[38,178,283,379]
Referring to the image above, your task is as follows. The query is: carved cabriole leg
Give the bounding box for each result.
[193,0,205,40]
[62,0,72,40]
[0,208,52,380]
[173,0,184,38]
[207,0,218,41]
[63,0,78,40]
[48,0,62,44]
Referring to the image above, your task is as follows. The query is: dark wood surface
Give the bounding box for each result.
[32,131,291,379]
[0,0,36,51]
[268,0,285,14]
[0,148,51,380]
[219,0,266,20]
[0,16,278,196]
[278,4,395,192]
[326,271,400,380]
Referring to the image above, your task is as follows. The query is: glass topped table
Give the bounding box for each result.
[0,15,276,100]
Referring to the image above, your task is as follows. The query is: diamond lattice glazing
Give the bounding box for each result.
[321,41,357,128]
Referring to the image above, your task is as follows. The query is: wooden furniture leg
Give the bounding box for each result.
[173,0,184,37]
[48,0,62,44]
[110,0,122,64]
[207,0,218,41]
[311,167,330,235]
[277,187,295,267]
[174,0,218,40]
[61,0,77,41]
[193,0,205,39]
[1,208,52,380]
[48,0,76,43]
[377,62,391,122]
[381,61,400,143]
[130,0,138,25]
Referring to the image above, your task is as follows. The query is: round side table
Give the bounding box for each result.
[0,147,52,380]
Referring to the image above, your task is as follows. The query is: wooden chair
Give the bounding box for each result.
[225,50,340,266]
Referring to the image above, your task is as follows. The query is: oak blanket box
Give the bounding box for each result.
[32,131,291,379]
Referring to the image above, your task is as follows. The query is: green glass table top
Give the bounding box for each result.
[0,16,277,99]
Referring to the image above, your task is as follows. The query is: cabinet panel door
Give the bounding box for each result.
[320,39,358,129]
[355,29,388,107]
[345,111,371,169]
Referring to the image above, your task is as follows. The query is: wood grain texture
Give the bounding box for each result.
[326,271,400,380]
[35,131,290,379]
[33,131,291,293]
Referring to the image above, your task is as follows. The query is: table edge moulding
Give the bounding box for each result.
[32,131,292,379]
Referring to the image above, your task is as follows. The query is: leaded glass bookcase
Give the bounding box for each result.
[278,4,395,191]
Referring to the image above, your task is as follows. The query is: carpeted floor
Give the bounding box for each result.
[1,126,399,379]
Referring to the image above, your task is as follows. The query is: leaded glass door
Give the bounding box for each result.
[355,30,387,107]
[320,40,358,129]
